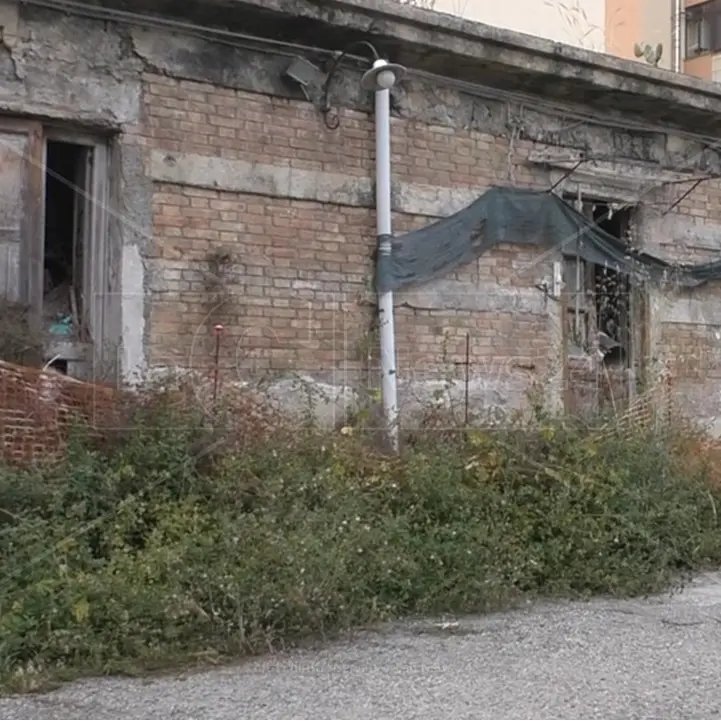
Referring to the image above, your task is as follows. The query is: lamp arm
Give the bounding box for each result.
[321,40,380,129]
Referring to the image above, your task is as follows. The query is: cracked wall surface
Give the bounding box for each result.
[2,4,721,426]
[0,6,142,124]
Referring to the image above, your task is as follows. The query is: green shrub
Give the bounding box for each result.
[0,402,719,691]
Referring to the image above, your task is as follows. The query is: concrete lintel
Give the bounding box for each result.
[0,101,127,130]
[149,149,481,217]
[396,280,548,315]
[529,151,705,186]
[549,176,644,205]
[659,294,721,327]
[392,183,479,217]
[150,150,373,207]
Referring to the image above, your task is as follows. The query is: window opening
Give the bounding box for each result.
[685,0,721,57]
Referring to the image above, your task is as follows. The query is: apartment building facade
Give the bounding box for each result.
[609,0,721,81]
[684,0,721,80]
[426,0,720,81]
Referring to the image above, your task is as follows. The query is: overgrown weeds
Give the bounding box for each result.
[0,390,719,693]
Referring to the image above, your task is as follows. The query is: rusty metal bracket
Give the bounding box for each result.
[662,176,710,216]
[547,154,588,193]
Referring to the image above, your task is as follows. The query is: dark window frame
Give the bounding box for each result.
[685,0,721,57]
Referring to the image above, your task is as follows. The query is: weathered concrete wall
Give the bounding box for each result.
[4,3,721,427]
[0,5,141,124]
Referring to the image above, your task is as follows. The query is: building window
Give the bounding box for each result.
[686,0,721,57]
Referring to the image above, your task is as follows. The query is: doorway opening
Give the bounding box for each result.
[43,140,92,356]
[563,195,640,416]
[592,202,631,367]
[564,198,633,367]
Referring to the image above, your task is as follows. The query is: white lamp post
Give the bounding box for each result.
[361,58,406,452]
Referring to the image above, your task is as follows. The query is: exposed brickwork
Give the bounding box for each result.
[637,175,721,420]
[141,74,553,398]
[136,71,721,422]
[0,361,121,465]
[148,182,551,387]
[140,73,546,190]
[654,319,721,426]
[660,181,721,235]
[567,358,629,417]
[659,322,721,380]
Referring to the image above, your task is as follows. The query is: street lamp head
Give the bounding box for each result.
[361,58,406,92]
[321,43,405,130]
[375,68,397,90]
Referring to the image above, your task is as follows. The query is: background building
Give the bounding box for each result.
[423,0,721,80]
[683,0,721,80]
[431,0,607,53]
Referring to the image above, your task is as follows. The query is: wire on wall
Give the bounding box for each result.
[18,0,715,285]
[20,0,721,150]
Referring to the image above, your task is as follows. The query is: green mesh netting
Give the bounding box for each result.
[376,186,721,292]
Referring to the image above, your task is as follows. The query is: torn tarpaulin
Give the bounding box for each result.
[375,186,721,293]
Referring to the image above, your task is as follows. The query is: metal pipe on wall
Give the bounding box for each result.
[673,0,683,72]
[322,50,406,452]
[361,58,405,452]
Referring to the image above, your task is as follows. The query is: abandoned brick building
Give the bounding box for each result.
[1,0,721,430]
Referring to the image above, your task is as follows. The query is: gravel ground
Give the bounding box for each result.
[4,573,721,719]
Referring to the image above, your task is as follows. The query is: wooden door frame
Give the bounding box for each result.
[0,117,45,330]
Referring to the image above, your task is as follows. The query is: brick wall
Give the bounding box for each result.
[650,203,721,424]
[135,70,721,424]
[139,73,553,415]
[0,361,121,465]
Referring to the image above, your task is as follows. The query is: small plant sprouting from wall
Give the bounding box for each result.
[353,324,379,366]
[543,0,605,50]
[634,42,663,67]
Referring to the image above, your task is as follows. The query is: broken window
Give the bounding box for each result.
[564,199,632,368]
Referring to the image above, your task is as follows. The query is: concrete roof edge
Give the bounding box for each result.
[223,0,721,122]
[319,0,684,83]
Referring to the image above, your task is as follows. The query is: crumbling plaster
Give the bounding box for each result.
[131,28,721,179]
[0,5,142,125]
[2,2,721,423]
